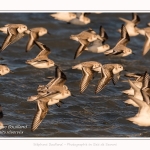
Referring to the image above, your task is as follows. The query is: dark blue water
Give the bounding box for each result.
[0,12,150,137]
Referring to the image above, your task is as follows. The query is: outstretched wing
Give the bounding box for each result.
[141,71,150,104]
[80,67,94,93]
[1,27,25,51]
[31,100,48,131]
[74,41,89,59]
[142,33,150,56]
[132,13,140,25]
[95,67,112,94]
[26,31,39,52]
[112,72,120,85]
[99,26,108,44]
[116,24,130,46]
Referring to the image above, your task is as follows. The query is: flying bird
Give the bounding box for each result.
[118,13,140,36]
[26,41,55,68]
[0,24,28,52]
[104,24,133,57]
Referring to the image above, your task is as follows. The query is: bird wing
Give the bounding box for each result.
[34,41,51,52]
[31,100,48,131]
[74,42,88,59]
[99,26,108,44]
[141,71,150,104]
[46,66,67,90]
[132,13,140,25]
[26,31,39,52]
[1,27,25,51]
[112,49,125,55]
[35,49,50,59]
[116,24,130,46]
[142,32,150,56]
[80,66,94,93]
[95,67,112,94]
[128,95,149,110]
[112,72,120,85]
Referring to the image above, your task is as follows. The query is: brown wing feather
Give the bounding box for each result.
[132,13,140,25]
[35,49,50,59]
[26,32,39,52]
[116,24,130,47]
[80,67,94,93]
[31,100,48,131]
[142,33,150,56]
[95,68,112,94]
[0,29,12,51]
[1,27,25,51]
[74,43,87,59]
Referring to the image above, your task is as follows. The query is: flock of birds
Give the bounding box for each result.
[1,12,150,133]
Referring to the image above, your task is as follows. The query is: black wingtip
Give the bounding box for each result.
[25,49,30,53]
[80,90,84,94]
[95,90,99,94]
[74,55,77,59]
[31,128,35,132]
[0,48,3,53]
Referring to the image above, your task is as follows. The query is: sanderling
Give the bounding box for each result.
[0,64,11,76]
[0,24,28,51]
[137,28,150,55]
[118,13,140,36]
[28,85,71,106]
[69,13,91,25]
[25,27,48,52]
[104,24,133,57]
[26,41,55,68]
[27,66,71,131]
[84,26,110,53]
[124,80,143,107]
[122,81,142,96]
[30,84,71,132]
[122,72,143,95]
[124,72,144,82]
[50,12,76,22]
[37,65,67,98]
[95,64,123,94]
[70,28,103,59]
[126,95,150,127]
[72,61,103,93]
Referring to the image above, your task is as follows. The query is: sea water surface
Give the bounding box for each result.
[0,12,150,137]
